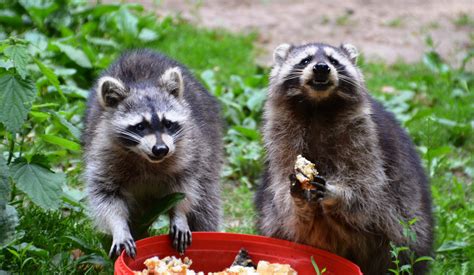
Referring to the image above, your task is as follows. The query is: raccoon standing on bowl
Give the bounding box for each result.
[82,50,223,258]
[255,43,433,274]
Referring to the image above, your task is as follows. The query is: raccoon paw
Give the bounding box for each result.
[109,236,136,259]
[289,173,326,203]
[170,222,192,254]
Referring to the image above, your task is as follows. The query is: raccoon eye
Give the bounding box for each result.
[163,119,175,129]
[134,122,146,131]
[328,56,340,66]
[300,57,311,65]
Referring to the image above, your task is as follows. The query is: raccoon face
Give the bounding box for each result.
[97,67,190,163]
[270,43,362,101]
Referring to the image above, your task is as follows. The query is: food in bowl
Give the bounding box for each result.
[133,249,297,275]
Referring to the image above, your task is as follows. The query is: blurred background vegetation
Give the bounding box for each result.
[0,0,472,274]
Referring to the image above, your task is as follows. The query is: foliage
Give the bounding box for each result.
[201,70,266,186]
[311,255,327,275]
[388,219,434,275]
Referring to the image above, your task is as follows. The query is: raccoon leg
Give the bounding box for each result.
[169,208,191,254]
[88,186,136,258]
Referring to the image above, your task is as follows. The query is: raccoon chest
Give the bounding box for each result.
[124,174,176,201]
[302,123,354,176]
[294,216,370,259]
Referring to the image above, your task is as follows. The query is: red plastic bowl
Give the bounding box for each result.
[115,232,362,274]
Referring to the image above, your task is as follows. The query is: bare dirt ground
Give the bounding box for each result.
[136,0,473,66]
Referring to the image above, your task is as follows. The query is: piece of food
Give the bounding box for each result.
[134,249,297,275]
[256,261,296,275]
[294,155,319,190]
[133,256,201,275]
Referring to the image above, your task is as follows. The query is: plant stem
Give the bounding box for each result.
[7,132,15,165]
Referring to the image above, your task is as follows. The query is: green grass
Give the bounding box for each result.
[1,0,473,274]
[153,21,258,81]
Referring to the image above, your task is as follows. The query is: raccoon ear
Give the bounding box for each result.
[273,43,292,65]
[97,76,128,108]
[340,43,359,64]
[161,67,184,99]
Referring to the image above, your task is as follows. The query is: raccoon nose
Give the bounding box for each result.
[152,145,169,159]
[313,63,330,75]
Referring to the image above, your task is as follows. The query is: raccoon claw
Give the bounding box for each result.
[170,224,192,254]
[109,237,136,259]
[290,174,327,203]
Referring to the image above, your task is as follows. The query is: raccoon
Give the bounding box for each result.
[82,49,223,258]
[255,43,433,274]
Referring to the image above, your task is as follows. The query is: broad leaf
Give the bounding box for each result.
[33,57,63,97]
[138,28,159,42]
[0,58,14,70]
[0,73,37,133]
[10,159,65,210]
[4,45,29,79]
[53,42,92,68]
[132,192,185,238]
[0,205,19,248]
[24,31,48,54]
[52,112,81,140]
[0,9,23,27]
[115,7,138,39]
[436,241,468,252]
[40,134,81,151]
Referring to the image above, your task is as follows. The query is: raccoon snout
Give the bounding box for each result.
[312,63,331,82]
[152,144,169,159]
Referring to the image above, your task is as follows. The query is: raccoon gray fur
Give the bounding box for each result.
[255,43,433,274]
[82,49,223,258]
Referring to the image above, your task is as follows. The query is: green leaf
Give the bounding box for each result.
[0,9,23,27]
[52,42,92,68]
[246,89,265,111]
[40,134,81,151]
[18,0,59,29]
[0,204,19,248]
[138,28,159,42]
[52,112,81,140]
[132,192,185,238]
[0,73,37,133]
[414,256,434,263]
[311,255,325,275]
[0,58,14,70]
[232,126,260,140]
[10,159,65,210]
[4,45,29,79]
[400,264,411,272]
[0,155,10,208]
[436,241,468,252]
[24,31,48,53]
[33,58,64,99]
[115,7,138,39]
[86,36,119,48]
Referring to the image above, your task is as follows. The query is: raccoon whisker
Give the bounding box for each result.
[282,73,303,81]
[117,132,140,142]
[338,75,365,90]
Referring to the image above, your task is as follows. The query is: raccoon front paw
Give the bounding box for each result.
[170,223,192,254]
[109,236,136,259]
[289,173,326,202]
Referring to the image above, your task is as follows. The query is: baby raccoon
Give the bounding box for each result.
[82,50,223,258]
[255,43,433,274]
